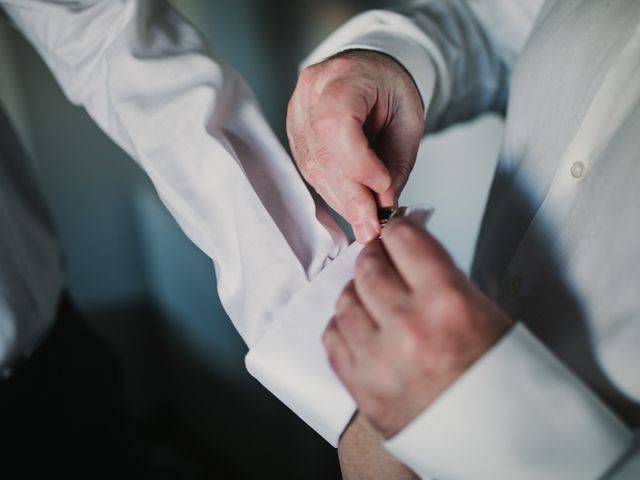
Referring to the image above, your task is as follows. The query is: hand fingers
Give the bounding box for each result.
[304,85,391,242]
[293,157,380,244]
[369,96,424,203]
[321,112,392,194]
[288,109,351,225]
[353,240,410,325]
[323,318,355,386]
[310,78,392,189]
[381,218,455,290]
[288,54,423,242]
[334,280,377,355]
[376,125,421,199]
[325,169,380,243]
[290,97,382,242]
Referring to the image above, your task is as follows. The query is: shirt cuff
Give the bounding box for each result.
[245,242,362,446]
[245,206,433,446]
[384,323,634,480]
[300,10,444,120]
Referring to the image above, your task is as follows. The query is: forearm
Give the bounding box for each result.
[338,413,418,480]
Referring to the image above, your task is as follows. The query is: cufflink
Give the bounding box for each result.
[378,205,435,232]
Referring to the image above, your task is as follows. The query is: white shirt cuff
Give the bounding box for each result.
[245,207,433,446]
[300,10,444,120]
[245,243,362,446]
[385,323,634,480]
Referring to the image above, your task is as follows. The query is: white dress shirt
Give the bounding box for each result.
[304,0,640,478]
[0,0,362,447]
[4,1,639,479]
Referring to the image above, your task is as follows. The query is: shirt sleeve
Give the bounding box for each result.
[0,0,362,445]
[247,206,434,445]
[384,323,637,480]
[301,0,544,132]
[1,0,349,347]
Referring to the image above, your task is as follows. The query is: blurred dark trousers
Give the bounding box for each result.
[0,293,144,477]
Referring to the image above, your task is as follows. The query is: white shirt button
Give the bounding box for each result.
[570,161,586,178]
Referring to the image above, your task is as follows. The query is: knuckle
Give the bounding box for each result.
[426,287,467,320]
[323,319,339,347]
[286,110,300,139]
[312,143,335,168]
[334,311,354,335]
[322,332,332,353]
[365,347,392,383]
[395,321,422,358]
[383,303,419,343]
[320,80,346,103]
[298,67,312,84]
[344,196,370,222]
[285,124,296,149]
[335,294,349,314]
[327,350,345,378]
[355,251,382,281]
[286,129,303,161]
[322,323,333,346]
[333,310,347,328]
[298,66,318,91]
[335,281,357,313]
[286,92,299,119]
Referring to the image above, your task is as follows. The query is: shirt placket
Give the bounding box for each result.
[497,21,640,316]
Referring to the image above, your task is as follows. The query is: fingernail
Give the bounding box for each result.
[354,219,379,243]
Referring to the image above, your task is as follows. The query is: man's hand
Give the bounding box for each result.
[287,50,424,243]
[323,218,513,437]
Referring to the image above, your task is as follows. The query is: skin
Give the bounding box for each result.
[338,412,419,480]
[288,50,510,474]
[287,50,424,243]
[324,218,513,437]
